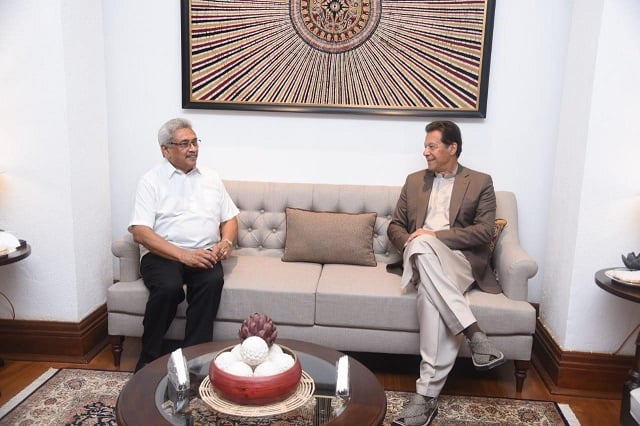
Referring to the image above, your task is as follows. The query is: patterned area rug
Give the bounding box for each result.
[0,368,574,425]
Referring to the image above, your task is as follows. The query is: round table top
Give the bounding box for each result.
[116,338,386,426]
[0,243,31,267]
[594,268,640,303]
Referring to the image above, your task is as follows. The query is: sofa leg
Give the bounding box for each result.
[110,335,124,367]
[514,360,530,393]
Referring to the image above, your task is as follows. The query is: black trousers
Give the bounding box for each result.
[139,252,224,363]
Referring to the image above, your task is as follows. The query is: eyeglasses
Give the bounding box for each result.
[424,143,442,152]
[168,139,200,149]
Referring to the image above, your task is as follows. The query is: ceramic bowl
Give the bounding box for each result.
[209,345,302,405]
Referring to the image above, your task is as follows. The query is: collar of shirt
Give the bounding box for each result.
[435,165,459,179]
[160,158,200,179]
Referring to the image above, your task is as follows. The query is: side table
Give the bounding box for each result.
[0,242,32,321]
[0,242,31,266]
[0,242,32,361]
[0,241,31,398]
[594,268,640,426]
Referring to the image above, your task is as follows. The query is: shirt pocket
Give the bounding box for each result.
[157,194,187,218]
[197,182,221,217]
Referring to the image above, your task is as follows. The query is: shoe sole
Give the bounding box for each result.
[391,406,438,426]
[472,353,507,371]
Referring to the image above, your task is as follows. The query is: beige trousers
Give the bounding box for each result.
[402,234,476,398]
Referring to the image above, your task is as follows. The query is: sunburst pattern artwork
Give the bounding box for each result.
[181,0,495,116]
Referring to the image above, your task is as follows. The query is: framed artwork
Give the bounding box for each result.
[181,0,495,117]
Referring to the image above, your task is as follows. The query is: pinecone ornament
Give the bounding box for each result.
[238,313,278,346]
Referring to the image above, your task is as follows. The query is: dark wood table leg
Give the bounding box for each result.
[622,328,640,425]
[110,335,124,367]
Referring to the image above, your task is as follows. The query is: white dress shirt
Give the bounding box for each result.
[423,171,456,231]
[129,159,239,257]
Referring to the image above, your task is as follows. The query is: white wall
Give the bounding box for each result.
[61,2,113,318]
[541,0,605,352]
[0,1,112,321]
[542,0,640,354]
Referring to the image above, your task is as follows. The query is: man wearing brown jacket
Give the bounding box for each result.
[388,121,504,426]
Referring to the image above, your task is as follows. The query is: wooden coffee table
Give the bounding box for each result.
[116,338,386,425]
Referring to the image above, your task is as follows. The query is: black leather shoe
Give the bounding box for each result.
[392,394,438,426]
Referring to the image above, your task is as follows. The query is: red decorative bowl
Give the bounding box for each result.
[209,345,302,405]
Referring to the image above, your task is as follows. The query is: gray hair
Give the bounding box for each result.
[157,118,193,146]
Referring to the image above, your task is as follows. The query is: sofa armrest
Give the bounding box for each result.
[112,234,141,282]
[492,230,538,301]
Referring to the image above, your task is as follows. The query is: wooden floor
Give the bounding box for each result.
[0,338,622,425]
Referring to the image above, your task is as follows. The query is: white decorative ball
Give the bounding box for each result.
[223,361,254,377]
[267,344,283,361]
[214,351,238,370]
[230,344,243,359]
[253,360,281,377]
[240,336,269,366]
[273,353,295,372]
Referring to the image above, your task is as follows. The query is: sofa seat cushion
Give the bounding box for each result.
[316,264,536,336]
[107,279,151,316]
[216,255,321,326]
[466,289,536,335]
[315,264,418,332]
[108,255,321,327]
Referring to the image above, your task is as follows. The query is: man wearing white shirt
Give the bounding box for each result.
[129,118,239,372]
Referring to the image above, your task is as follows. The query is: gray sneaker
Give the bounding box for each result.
[392,394,438,426]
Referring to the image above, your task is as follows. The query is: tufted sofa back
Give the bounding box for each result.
[223,180,404,264]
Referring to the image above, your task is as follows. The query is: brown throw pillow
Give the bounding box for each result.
[282,208,377,266]
[489,218,507,255]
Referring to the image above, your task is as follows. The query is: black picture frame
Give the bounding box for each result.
[181,0,495,117]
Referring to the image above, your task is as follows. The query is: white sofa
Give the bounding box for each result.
[108,180,538,391]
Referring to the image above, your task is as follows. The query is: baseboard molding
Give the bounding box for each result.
[0,304,108,363]
[533,317,632,398]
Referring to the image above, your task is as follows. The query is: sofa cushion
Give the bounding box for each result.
[316,264,536,336]
[107,256,321,327]
[216,255,321,326]
[465,289,536,335]
[315,263,418,331]
[107,279,152,316]
[282,208,377,266]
